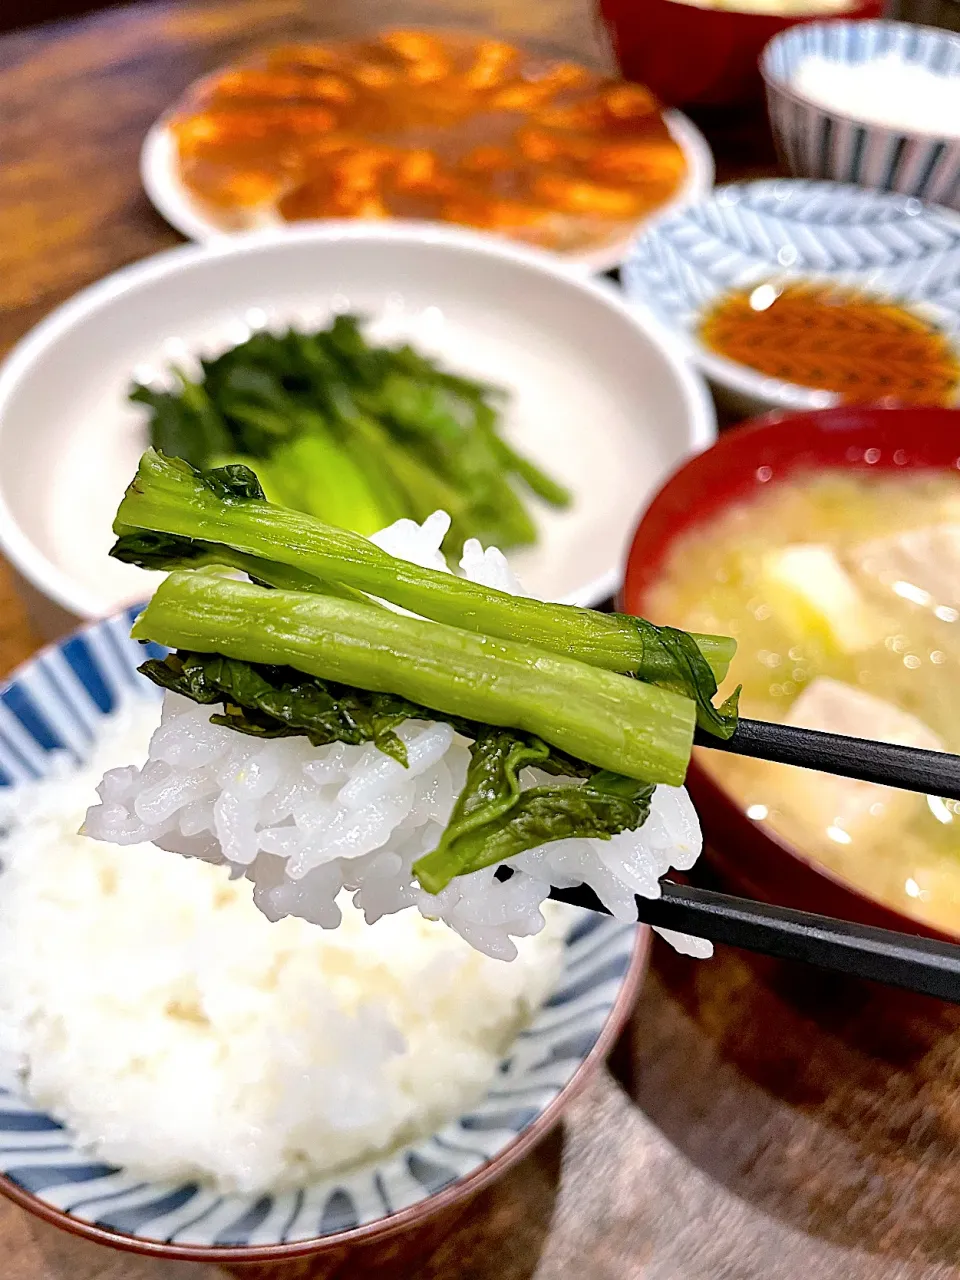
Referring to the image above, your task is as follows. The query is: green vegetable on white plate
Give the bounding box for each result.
[130,314,570,557]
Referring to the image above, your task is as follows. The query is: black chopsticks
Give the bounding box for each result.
[545,715,960,1000]
[548,881,960,1003]
[694,718,960,802]
[567,720,960,1001]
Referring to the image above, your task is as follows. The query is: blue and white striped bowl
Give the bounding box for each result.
[0,613,648,1264]
[762,20,960,208]
[621,178,960,414]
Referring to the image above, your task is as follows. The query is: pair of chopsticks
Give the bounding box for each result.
[695,717,960,803]
[550,718,960,1004]
[549,882,960,1003]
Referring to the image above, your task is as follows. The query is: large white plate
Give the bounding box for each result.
[0,222,714,633]
[139,108,714,276]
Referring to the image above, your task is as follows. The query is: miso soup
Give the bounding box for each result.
[648,470,960,933]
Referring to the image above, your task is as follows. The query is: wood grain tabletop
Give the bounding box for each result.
[3,2,959,1278]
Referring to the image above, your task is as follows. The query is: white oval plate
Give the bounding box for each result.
[139,108,714,276]
[0,222,714,630]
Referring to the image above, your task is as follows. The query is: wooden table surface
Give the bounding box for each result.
[4,3,960,1278]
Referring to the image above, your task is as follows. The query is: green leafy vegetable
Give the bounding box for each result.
[130,315,569,558]
[141,652,425,764]
[631,618,741,740]
[140,651,589,772]
[131,376,232,469]
[113,451,738,717]
[140,652,644,894]
[200,462,267,503]
[111,528,373,604]
[116,448,742,893]
[413,756,654,894]
[132,571,698,785]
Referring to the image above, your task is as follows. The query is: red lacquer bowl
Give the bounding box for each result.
[621,405,960,944]
[599,0,882,107]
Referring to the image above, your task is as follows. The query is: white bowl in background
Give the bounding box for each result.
[761,19,960,207]
[0,221,714,637]
[621,178,960,416]
[139,109,715,277]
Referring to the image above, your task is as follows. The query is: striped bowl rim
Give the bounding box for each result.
[761,18,960,142]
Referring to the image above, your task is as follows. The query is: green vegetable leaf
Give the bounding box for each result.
[131,377,233,469]
[110,526,374,604]
[115,448,735,694]
[129,315,566,558]
[428,730,554,863]
[412,730,653,893]
[488,436,572,508]
[201,463,266,503]
[111,530,218,571]
[267,433,389,535]
[140,650,594,775]
[140,652,425,764]
[140,650,649,893]
[629,617,741,740]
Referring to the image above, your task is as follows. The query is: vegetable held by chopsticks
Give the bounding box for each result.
[106,451,960,999]
[113,450,740,891]
[130,314,571,558]
[114,451,739,726]
[133,572,696,785]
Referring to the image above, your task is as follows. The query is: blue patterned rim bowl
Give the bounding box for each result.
[0,612,649,1264]
[621,178,960,415]
[761,20,960,208]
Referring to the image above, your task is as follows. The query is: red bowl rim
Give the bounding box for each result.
[604,0,882,32]
[0,928,651,1263]
[620,404,960,945]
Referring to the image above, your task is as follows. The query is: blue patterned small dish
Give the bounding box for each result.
[0,613,648,1265]
[621,178,960,414]
[762,20,960,208]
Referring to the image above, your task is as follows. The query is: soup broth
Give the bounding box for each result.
[648,470,960,932]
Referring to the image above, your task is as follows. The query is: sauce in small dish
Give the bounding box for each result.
[699,280,960,406]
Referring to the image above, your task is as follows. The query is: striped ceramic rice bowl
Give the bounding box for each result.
[0,610,649,1261]
[762,19,960,208]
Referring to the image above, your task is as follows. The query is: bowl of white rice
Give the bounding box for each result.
[761,19,960,205]
[0,610,649,1264]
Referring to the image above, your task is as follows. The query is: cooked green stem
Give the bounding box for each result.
[133,572,697,785]
[109,530,374,605]
[115,451,735,682]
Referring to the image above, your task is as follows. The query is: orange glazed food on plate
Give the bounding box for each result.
[168,29,687,252]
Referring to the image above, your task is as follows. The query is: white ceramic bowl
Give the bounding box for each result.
[762,19,960,207]
[0,221,714,637]
[139,109,715,276]
[621,178,960,416]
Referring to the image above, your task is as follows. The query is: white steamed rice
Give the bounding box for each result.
[83,513,711,962]
[0,709,570,1193]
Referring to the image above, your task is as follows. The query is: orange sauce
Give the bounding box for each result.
[699,280,960,406]
[169,29,686,252]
